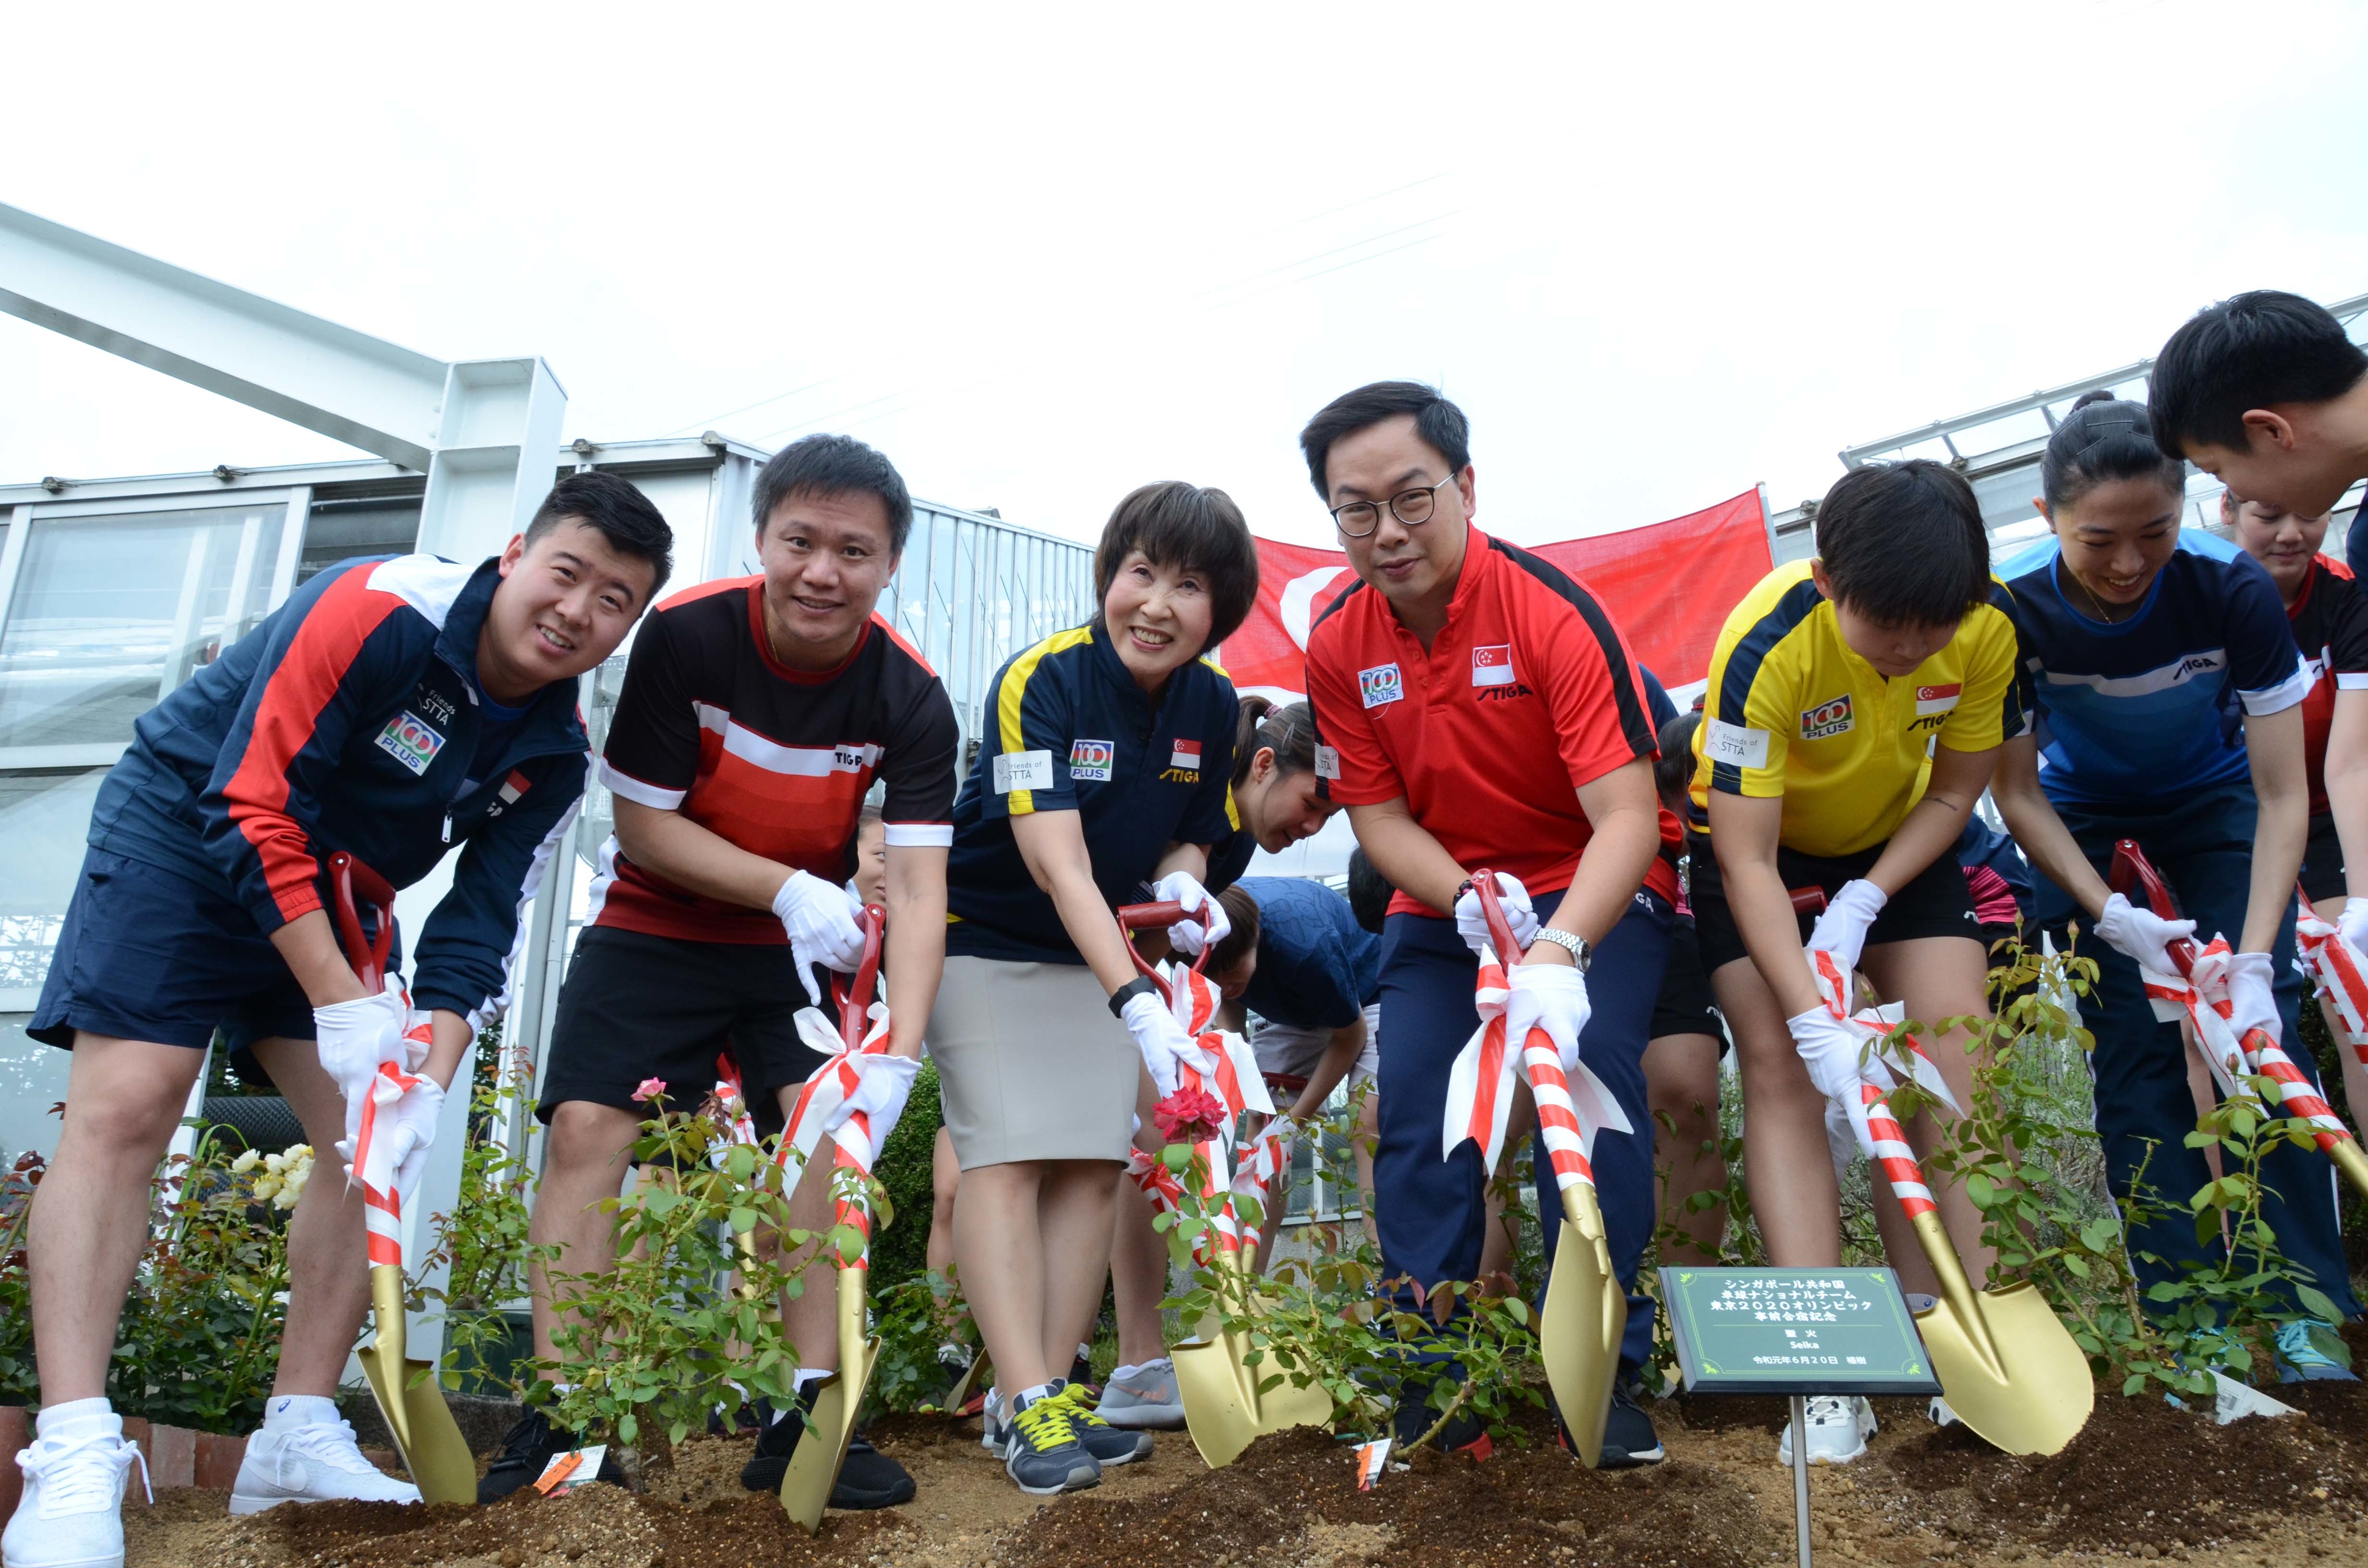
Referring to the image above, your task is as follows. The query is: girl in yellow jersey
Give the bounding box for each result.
[1689,460,2016,1465]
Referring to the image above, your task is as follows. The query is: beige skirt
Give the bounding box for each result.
[928,956,1140,1169]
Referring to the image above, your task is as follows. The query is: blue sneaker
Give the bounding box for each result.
[2274,1319,2357,1384]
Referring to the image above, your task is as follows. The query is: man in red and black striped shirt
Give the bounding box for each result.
[1299,383,1677,1468]
[497,435,956,1509]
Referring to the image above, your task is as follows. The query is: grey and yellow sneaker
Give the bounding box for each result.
[1049,1379,1152,1465]
[1094,1357,1187,1431]
[1004,1387,1100,1496]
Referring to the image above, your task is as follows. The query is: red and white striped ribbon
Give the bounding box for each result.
[1229,1120,1296,1252]
[1857,1082,1937,1218]
[1812,951,1961,1115]
[774,1001,891,1201]
[2144,926,2359,1157]
[2294,905,2368,1066]
[1441,940,1631,1183]
[353,1057,429,1268]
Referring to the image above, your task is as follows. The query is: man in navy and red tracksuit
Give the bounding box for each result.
[6,474,669,1568]
[1298,382,1679,1469]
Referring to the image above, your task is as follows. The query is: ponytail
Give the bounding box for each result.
[1231,696,1320,790]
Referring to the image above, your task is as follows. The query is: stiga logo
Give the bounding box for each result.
[375,711,446,776]
[1069,738,1115,782]
[1799,694,1854,741]
[1358,663,1404,708]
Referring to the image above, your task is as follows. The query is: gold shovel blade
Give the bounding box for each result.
[779,1269,880,1532]
[355,1263,478,1504]
[1912,1279,2093,1456]
[1174,1319,1332,1470]
[1539,1191,1626,1469]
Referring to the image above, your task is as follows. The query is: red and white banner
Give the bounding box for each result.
[1223,489,1772,699]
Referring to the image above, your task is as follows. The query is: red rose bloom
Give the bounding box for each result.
[1153,1087,1228,1146]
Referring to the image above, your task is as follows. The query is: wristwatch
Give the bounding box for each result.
[1108,975,1159,1017]
[1530,927,1591,972]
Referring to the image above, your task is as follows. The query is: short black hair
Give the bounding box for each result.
[525,471,674,598]
[1653,708,1700,808]
[2149,290,2368,460]
[752,433,914,555]
[1093,481,1261,649]
[1813,459,1988,627]
[1345,846,1392,935]
[1298,381,1471,499]
[2041,391,2185,512]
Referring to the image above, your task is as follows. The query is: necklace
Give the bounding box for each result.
[2066,568,2139,625]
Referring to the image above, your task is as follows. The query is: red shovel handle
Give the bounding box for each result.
[1469,868,1524,959]
[1789,885,1827,916]
[1114,898,1211,1006]
[830,904,888,1054]
[2108,839,2200,980]
[328,851,395,989]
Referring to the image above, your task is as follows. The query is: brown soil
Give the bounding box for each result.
[109,1376,2368,1568]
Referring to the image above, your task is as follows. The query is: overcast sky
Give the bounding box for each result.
[5,1,2364,553]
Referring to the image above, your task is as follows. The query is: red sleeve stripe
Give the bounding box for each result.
[224,570,407,922]
[872,612,937,676]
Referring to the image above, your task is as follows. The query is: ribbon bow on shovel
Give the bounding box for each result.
[1438,873,1629,1468]
[1113,899,1321,1470]
[1803,920,2092,1456]
[776,903,890,1533]
[2294,900,2368,1105]
[2111,843,2368,1200]
[327,852,477,1506]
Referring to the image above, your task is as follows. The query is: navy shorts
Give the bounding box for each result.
[29,847,397,1072]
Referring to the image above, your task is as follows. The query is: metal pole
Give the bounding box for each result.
[1790,1393,1813,1568]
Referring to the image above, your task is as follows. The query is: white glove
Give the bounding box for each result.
[315,984,411,1151]
[2095,891,2195,976]
[1503,960,1591,1078]
[1121,990,1216,1099]
[822,1053,920,1167]
[337,1076,445,1206]
[1454,872,1537,956]
[2338,901,2368,955]
[1788,1006,1885,1106]
[1152,871,1228,956]
[2223,950,2281,1046]
[1807,879,1887,982]
[773,870,867,1006]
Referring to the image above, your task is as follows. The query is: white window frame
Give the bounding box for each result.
[0,487,309,770]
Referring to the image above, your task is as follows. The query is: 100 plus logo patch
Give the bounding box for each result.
[1358,663,1404,708]
[1799,693,1854,741]
[1069,738,1115,782]
[374,710,446,776]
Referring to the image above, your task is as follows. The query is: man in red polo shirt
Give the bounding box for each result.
[1299,382,1678,1468]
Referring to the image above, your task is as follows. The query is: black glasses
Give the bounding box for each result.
[1329,476,1456,539]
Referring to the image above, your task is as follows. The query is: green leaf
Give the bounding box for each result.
[728,1207,759,1236]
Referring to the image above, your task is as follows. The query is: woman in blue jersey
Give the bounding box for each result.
[931,481,1261,1490]
[1990,392,2360,1372]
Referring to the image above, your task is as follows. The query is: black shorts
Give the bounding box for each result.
[31,847,398,1087]
[536,926,839,1138]
[1650,915,1724,1041]
[2302,810,2346,904]
[1688,832,1980,975]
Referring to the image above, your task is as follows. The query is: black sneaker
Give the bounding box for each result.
[1005,1387,1100,1495]
[478,1406,624,1503]
[1048,1380,1151,1466]
[1599,1379,1665,1469]
[1391,1381,1488,1455]
[738,1398,916,1508]
[1067,1349,1100,1401]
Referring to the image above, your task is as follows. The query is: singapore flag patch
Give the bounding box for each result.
[1170,738,1203,770]
[1471,645,1515,686]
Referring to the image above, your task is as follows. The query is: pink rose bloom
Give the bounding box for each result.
[633,1077,669,1104]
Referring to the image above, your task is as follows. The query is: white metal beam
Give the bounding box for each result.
[0,201,449,470]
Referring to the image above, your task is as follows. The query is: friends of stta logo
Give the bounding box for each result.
[1069,738,1115,782]
[1799,694,1854,741]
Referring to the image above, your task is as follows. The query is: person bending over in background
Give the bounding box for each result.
[498,435,956,1508]
[1202,696,1344,890]
[9,475,668,1568]
[1990,392,2359,1379]
[1299,381,1677,1467]
[2225,489,2368,1131]
[1644,702,1728,1267]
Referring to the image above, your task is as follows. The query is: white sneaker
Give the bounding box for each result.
[229,1419,422,1514]
[2,1428,149,1568]
[1776,1395,1876,1466]
[1095,1358,1186,1431]
[1928,1396,1959,1429]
